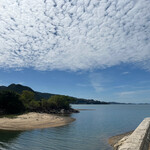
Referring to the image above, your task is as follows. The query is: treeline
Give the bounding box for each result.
[71,98,109,104]
[0,90,74,114]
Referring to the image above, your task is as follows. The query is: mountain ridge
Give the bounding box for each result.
[0,84,54,101]
[0,83,110,104]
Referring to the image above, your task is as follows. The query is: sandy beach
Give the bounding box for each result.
[0,112,75,131]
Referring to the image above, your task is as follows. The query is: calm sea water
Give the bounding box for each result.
[0,104,150,150]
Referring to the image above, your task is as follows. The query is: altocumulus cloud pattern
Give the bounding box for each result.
[0,0,150,71]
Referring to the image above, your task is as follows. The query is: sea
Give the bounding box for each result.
[0,104,150,150]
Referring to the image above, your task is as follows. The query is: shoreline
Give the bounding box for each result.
[108,131,133,148]
[0,112,75,131]
[108,118,150,150]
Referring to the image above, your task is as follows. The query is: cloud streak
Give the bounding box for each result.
[117,89,150,97]
[0,0,150,71]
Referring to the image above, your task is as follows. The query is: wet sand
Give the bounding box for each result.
[0,112,75,131]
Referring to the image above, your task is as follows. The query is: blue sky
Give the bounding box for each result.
[0,0,150,103]
[0,64,150,103]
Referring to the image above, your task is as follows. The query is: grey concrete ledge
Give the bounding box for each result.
[114,118,150,150]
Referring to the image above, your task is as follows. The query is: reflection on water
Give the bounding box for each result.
[0,130,22,149]
[0,105,150,150]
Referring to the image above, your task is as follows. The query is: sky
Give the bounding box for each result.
[0,0,150,103]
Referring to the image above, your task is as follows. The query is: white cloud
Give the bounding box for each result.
[77,83,90,87]
[0,0,150,71]
[117,89,150,97]
[122,72,129,75]
[89,73,111,92]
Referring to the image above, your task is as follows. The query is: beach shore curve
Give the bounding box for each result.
[0,112,75,131]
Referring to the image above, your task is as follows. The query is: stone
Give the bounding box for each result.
[115,118,150,150]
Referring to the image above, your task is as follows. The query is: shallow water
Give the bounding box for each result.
[0,104,150,150]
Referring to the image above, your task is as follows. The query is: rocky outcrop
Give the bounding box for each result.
[34,108,79,114]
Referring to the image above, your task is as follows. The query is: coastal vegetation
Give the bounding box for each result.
[0,91,24,114]
[0,90,73,115]
[0,83,114,115]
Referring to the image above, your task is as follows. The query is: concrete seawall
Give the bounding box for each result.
[114,118,150,150]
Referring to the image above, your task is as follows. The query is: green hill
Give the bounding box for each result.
[0,84,109,104]
[0,84,54,100]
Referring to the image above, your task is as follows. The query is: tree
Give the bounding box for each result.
[0,91,24,114]
[48,95,70,110]
[41,99,49,109]
[29,100,40,110]
[20,90,35,109]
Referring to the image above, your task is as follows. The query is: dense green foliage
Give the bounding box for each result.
[0,91,25,114]
[47,95,70,110]
[0,90,71,114]
[0,84,111,115]
[20,90,36,109]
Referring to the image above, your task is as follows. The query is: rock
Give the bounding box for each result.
[60,109,65,114]
[114,135,130,150]
[113,118,150,150]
